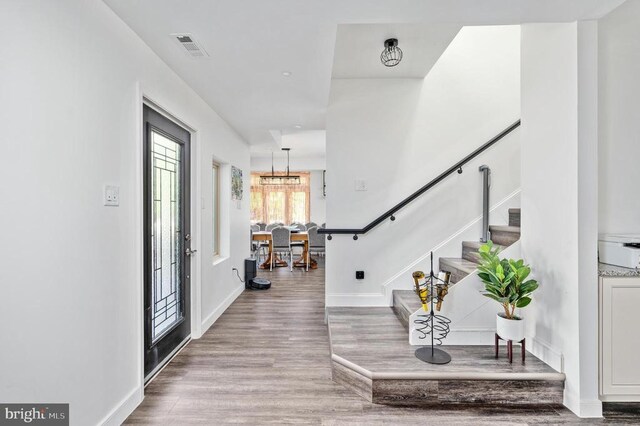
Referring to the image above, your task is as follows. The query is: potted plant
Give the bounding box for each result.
[477,241,538,342]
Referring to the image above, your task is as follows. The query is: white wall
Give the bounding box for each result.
[0,1,249,424]
[325,25,521,306]
[520,22,600,417]
[599,0,640,234]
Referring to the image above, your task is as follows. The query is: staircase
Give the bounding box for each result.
[393,208,521,328]
[442,208,521,284]
[327,207,565,408]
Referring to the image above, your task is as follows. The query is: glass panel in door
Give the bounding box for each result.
[150,131,183,342]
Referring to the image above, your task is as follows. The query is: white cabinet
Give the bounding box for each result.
[600,276,640,401]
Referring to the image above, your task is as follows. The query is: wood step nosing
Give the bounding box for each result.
[462,240,506,249]
[439,258,478,274]
[489,225,521,232]
[332,353,566,382]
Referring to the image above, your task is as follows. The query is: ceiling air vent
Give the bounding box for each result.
[171,33,209,58]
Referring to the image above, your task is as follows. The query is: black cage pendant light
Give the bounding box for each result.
[260,148,301,185]
[381,38,403,67]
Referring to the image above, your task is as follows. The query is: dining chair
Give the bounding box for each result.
[305,222,318,229]
[266,223,279,232]
[290,223,306,254]
[306,226,325,271]
[271,227,293,271]
[251,224,267,262]
[256,222,267,231]
[320,223,326,228]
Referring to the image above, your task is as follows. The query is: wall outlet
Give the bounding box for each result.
[104,185,119,206]
[355,271,365,280]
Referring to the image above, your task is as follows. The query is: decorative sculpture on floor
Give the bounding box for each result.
[412,252,452,364]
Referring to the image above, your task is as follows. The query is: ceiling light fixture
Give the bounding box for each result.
[294,124,302,129]
[380,38,403,67]
[260,148,301,185]
[282,71,292,77]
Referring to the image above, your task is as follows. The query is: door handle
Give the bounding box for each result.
[185,248,198,256]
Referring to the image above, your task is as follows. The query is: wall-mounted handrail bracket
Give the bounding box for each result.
[319,120,520,239]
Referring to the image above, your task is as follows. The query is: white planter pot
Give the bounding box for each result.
[496,313,525,342]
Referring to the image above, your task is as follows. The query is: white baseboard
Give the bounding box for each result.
[528,336,563,373]
[201,285,244,334]
[100,386,143,426]
[99,285,243,426]
[600,394,640,402]
[564,390,603,418]
[326,292,387,307]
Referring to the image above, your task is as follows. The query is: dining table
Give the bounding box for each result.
[252,231,318,270]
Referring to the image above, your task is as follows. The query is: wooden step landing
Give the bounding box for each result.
[327,307,565,408]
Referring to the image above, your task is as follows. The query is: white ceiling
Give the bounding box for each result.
[251,131,326,159]
[103,0,626,145]
[332,24,461,78]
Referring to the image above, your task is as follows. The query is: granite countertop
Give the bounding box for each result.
[599,263,640,277]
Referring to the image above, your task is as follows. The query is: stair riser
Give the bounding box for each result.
[461,246,481,264]
[392,292,411,331]
[332,361,372,402]
[333,360,565,408]
[509,210,521,227]
[371,378,564,407]
[490,230,520,246]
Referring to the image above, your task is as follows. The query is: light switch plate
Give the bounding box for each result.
[104,185,120,206]
[355,179,367,191]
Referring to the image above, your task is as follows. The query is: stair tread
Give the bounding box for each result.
[489,225,521,233]
[508,208,521,213]
[439,257,478,274]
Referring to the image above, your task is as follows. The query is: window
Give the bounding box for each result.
[212,162,220,256]
[251,172,310,224]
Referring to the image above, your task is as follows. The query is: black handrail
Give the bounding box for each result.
[319,120,521,240]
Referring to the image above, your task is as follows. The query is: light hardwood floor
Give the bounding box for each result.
[126,259,634,424]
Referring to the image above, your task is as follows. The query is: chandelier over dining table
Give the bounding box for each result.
[260,148,301,185]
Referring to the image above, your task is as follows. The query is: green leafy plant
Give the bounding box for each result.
[477,240,539,320]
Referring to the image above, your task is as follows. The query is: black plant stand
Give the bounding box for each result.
[413,252,451,365]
